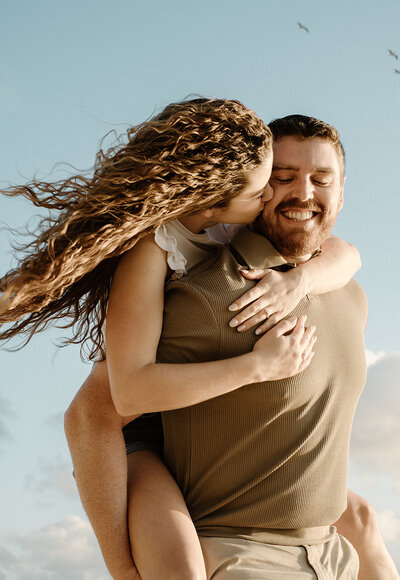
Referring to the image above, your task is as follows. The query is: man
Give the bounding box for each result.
[65,115,398,579]
[153,115,364,577]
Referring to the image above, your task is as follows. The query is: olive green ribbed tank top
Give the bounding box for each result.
[158,228,367,539]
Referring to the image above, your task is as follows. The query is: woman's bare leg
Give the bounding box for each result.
[334,489,399,580]
[127,451,206,580]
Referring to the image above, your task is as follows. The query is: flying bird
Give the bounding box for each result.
[395,69,400,74]
[388,49,398,60]
[297,22,309,33]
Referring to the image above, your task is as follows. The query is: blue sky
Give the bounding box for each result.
[0,1,399,577]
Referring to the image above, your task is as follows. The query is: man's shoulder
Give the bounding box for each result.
[346,277,368,315]
[316,277,368,330]
[344,277,367,302]
[164,243,253,319]
[166,227,283,292]
[167,244,236,289]
[317,277,367,305]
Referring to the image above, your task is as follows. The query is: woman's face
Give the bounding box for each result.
[210,152,273,225]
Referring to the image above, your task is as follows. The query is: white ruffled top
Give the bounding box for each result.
[99,220,242,355]
[154,220,242,279]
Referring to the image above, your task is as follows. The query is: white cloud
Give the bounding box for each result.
[0,515,110,580]
[378,510,400,544]
[24,455,78,500]
[349,351,400,569]
[365,349,387,367]
[350,351,400,478]
[0,395,15,449]
[0,545,18,567]
[44,412,64,430]
[377,510,400,569]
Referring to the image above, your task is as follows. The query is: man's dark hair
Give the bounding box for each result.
[269,114,345,178]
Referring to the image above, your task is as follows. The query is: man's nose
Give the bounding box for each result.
[296,178,314,202]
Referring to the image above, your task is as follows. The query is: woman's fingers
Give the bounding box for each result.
[299,329,317,362]
[282,315,316,349]
[300,323,317,348]
[254,312,282,335]
[295,321,317,372]
[298,349,315,372]
[303,335,317,359]
[228,271,272,313]
[238,268,270,280]
[230,304,277,332]
[284,315,307,339]
[229,292,270,320]
[251,314,317,379]
[270,316,300,337]
[230,307,317,376]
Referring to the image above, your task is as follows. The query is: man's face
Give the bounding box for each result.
[257,136,344,262]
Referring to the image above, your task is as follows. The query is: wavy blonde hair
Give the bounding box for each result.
[0,97,272,359]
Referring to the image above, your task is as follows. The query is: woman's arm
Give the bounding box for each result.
[106,235,315,417]
[228,236,361,334]
[299,235,361,295]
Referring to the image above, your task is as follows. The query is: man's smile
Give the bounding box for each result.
[275,201,323,226]
[280,209,317,222]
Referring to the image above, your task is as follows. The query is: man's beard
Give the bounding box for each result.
[256,200,340,260]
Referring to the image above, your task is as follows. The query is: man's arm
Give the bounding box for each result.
[64,362,140,580]
[334,490,399,580]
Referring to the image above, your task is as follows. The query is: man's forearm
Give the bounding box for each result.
[64,367,139,579]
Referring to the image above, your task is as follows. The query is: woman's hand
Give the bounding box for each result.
[252,315,316,381]
[228,268,306,335]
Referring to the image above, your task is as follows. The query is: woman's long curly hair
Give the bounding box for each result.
[0,97,272,359]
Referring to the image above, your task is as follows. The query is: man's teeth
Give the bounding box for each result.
[282,210,314,221]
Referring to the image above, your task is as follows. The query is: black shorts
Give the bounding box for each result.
[122,412,164,455]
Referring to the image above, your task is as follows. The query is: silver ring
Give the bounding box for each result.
[264,308,270,318]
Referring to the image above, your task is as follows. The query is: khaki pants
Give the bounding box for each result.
[199,533,359,579]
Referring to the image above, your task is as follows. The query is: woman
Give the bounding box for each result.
[1,98,374,579]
